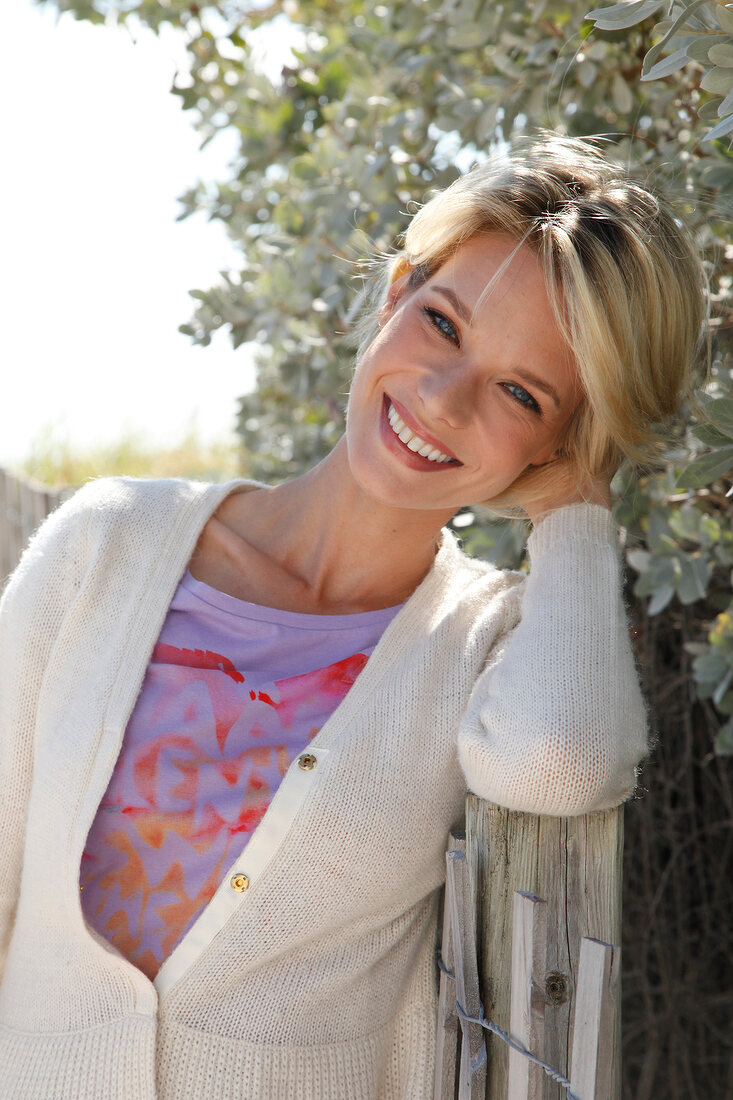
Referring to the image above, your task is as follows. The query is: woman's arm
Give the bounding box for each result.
[458,503,648,816]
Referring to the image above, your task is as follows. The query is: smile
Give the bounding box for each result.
[386,402,455,464]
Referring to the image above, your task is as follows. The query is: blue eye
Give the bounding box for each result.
[504,382,542,415]
[424,307,459,345]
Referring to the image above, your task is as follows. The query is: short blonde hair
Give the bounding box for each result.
[356,132,708,509]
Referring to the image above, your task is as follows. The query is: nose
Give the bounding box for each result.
[416,360,481,429]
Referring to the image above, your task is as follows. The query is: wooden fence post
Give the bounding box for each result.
[569,938,621,1100]
[435,831,465,1099]
[0,468,66,586]
[465,799,623,1100]
[507,891,547,1100]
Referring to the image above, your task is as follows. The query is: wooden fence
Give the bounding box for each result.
[0,468,67,584]
[0,468,623,1099]
[437,802,622,1100]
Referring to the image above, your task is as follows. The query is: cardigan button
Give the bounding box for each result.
[297,752,317,771]
[230,873,249,892]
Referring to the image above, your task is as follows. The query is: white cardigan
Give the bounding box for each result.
[0,477,646,1100]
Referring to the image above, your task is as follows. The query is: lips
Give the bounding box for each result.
[381,394,462,469]
[387,403,454,462]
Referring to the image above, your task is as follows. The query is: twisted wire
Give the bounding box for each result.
[438,955,582,1100]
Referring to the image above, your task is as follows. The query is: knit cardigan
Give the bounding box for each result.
[0,477,647,1100]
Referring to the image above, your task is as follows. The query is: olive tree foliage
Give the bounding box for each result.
[45,0,732,746]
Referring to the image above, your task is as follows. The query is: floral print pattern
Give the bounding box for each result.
[80,644,368,978]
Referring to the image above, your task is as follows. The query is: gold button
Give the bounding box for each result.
[230,873,249,892]
[298,752,317,771]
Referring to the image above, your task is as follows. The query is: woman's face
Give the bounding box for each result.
[345,233,582,516]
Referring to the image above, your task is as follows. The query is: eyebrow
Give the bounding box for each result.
[431,285,472,326]
[431,285,562,411]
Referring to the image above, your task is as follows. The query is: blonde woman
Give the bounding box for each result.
[0,134,706,1099]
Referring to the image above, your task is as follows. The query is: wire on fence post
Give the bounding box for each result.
[445,846,487,1100]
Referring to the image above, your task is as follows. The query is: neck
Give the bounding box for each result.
[233,438,456,612]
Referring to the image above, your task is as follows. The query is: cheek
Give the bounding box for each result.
[481,401,546,452]
[346,352,373,409]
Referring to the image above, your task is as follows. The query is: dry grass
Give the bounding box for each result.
[12,425,244,489]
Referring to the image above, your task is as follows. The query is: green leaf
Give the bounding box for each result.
[701,65,733,95]
[708,42,733,67]
[700,515,722,543]
[648,582,675,615]
[668,504,702,542]
[677,554,711,603]
[642,0,717,73]
[627,548,651,572]
[717,5,733,35]
[640,45,692,81]
[699,95,725,120]
[718,85,733,115]
[635,554,678,597]
[676,446,733,488]
[586,0,664,31]
[691,424,733,446]
[687,34,723,62]
[714,669,733,707]
[706,398,733,438]
[707,112,733,140]
[694,651,730,682]
[714,717,733,754]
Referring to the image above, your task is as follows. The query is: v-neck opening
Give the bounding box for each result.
[153,525,462,998]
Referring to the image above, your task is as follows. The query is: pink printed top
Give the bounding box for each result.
[80,570,402,979]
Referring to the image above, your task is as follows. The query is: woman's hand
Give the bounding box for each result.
[522,457,612,527]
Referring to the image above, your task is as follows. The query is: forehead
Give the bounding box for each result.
[426,233,551,309]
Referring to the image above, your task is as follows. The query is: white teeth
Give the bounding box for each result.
[386,402,453,464]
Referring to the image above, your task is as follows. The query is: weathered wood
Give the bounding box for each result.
[0,469,11,581]
[434,830,465,1100]
[569,938,621,1100]
[0,468,65,585]
[507,891,547,1100]
[466,799,622,1100]
[446,845,487,1099]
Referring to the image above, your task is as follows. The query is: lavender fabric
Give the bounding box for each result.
[81,571,402,977]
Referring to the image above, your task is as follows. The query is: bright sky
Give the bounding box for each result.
[1,2,285,466]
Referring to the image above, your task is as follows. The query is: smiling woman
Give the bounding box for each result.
[356,133,707,519]
[0,132,708,1100]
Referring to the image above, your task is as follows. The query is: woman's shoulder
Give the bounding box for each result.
[60,474,232,517]
[45,475,256,541]
[432,530,526,630]
[5,477,248,598]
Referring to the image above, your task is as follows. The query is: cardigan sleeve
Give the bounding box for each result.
[457,503,649,816]
[0,484,93,975]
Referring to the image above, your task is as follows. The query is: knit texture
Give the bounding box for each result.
[0,478,648,1099]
